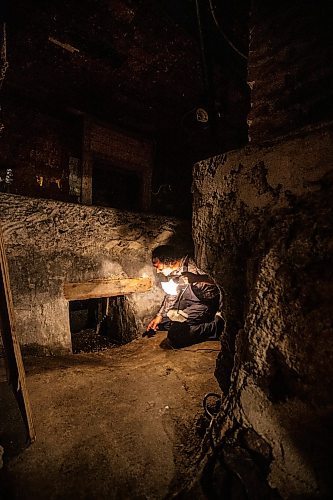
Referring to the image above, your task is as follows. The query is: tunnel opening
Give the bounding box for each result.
[69,296,137,354]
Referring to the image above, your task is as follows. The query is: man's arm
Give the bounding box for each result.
[157,293,179,317]
[146,314,163,331]
[146,293,179,331]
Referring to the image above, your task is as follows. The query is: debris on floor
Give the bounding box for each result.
[71,328,119,354]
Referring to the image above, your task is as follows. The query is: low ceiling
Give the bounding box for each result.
[3,0,249,145]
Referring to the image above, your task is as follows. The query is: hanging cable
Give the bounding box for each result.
[0,22,8,91]
[152,184,172,196]
[201,391,223,450]
[195,0,211,100]
[208,0,248,60]
[203,392,222,419]
[0,22,9,136]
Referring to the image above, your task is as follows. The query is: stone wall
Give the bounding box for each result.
[0,194,191,354]
[193,125,333,496]
[191,1,333,495]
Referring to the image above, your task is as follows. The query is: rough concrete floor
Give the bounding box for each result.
[0,333,221,499]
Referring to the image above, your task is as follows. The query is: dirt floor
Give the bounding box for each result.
[0,332,221,499]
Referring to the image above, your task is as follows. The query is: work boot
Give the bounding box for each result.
[207,312,225,340]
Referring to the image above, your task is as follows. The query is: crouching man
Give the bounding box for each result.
[146,245,224,348]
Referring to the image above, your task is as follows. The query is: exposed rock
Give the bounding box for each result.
[0,194,191,353]
[192,126,333,497]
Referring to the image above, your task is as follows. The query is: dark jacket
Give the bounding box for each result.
[157,257,220,325]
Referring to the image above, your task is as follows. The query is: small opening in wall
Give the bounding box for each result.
[69,296,137,354]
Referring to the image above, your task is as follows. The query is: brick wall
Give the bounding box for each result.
[247,1,333,143]
[0,99,80,202]
[0,98,154,209]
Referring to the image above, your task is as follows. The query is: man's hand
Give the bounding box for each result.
[146,314,163,331]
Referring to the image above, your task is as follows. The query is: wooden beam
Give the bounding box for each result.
[0,226,36,444]
[64,277,152,301]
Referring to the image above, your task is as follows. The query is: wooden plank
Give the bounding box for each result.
[0,225,36,444]
[64,277,152,301]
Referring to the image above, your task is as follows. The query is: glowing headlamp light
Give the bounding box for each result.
[161,279,179,296]
[159,274,188,295]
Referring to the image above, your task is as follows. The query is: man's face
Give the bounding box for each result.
[152,258,174,276]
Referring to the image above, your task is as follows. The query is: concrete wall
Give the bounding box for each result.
[0,194,190,354]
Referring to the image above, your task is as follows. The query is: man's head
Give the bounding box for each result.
[152,245,183,276]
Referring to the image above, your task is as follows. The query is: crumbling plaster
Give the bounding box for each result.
[0,194,190,354]
[192,125,333,497]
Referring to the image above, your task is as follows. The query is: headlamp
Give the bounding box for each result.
[161,279,179,296]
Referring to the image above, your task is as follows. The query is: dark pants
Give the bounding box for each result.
[160,314,224,348]
[160,285,223,348]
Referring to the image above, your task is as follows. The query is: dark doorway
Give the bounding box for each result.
[92,158,142,211]
[69,297,137,353]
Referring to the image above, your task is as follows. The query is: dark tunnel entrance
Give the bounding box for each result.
[69,296,137,353]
